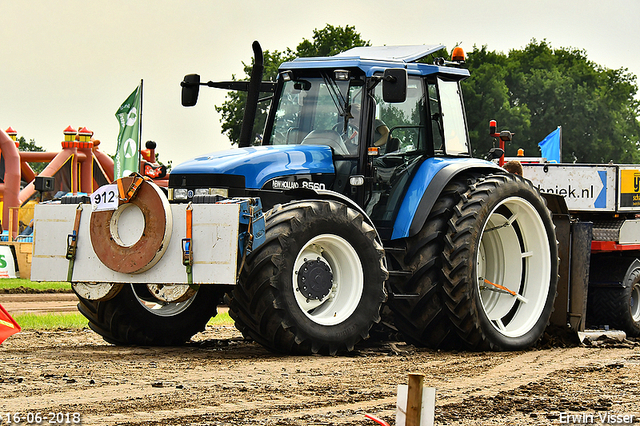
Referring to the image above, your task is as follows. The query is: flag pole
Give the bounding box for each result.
[138,79,143,174]
[558,125,562,163]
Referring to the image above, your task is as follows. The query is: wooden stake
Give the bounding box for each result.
[406,373,424,426]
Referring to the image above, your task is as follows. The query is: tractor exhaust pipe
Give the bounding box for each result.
[238,41,265,148]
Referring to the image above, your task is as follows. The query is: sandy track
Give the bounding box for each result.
[1,293,78,314]
[1,325,639,426]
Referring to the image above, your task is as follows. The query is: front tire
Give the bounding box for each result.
[228,200,387,355]
[76,284,221,346]
[441,174,558,350]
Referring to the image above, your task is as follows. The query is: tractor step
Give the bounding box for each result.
[388,270,412,277]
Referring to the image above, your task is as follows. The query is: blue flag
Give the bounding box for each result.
[538,126,561,163]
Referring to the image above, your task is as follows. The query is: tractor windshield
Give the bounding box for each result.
[268,73,362,156]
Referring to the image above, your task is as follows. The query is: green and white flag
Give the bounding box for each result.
[114,83,142,179]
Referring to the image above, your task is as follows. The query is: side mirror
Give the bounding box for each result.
[382,69,407,103]
[181,74,201,107]
[487,147,504,160]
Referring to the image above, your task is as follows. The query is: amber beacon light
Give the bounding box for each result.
[451,46,465,62]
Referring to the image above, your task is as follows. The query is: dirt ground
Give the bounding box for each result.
[1,295,640,425]
[1,293,79,314]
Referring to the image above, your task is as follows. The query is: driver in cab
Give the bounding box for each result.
[346,104,389,155]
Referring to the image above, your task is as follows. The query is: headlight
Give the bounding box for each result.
[349,175,365,186]
[169,187,228,201]
[194,188,228,197]
[173,188,189,200]
[210,188,228,198]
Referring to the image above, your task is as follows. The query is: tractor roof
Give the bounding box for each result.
[335,44,445,62]
[280,44,469,78]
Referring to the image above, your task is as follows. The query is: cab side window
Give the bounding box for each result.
[374,76,426,154]
[438,78,470,156]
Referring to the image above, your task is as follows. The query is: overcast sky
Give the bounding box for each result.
[2,0,639,167]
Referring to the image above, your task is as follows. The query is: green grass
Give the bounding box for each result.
[11,311,234,330]
[0,278,70,292]
[208,311,233,326]
[12,312,88,330]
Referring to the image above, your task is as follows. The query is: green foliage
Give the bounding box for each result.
[216,24,369,145]
[154,152,172,172]
[17,136,47,174]
[296,24,369,57]
[216,50,295,145]
[463,40,640,163]
[18,136,44,153]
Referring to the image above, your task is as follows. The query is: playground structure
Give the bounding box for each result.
[0,126,168,277]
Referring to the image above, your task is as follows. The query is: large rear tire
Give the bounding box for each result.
[76,284,221,346]
[228,200,387,355]
[441,174,558,350]
[384,179,468,348]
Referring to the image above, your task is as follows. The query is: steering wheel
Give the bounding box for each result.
[332,122,359,142]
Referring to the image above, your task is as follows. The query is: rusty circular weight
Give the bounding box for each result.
[146,284,197,303]
[72,282,123,301]
[90,177,172,274]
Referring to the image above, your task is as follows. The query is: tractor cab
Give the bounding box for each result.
[262,45,472,233]
[265,45,471,158]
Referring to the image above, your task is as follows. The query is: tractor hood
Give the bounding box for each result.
[171,144,336,189]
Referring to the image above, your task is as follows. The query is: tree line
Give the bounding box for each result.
[464,41,640,163]
[217,24,640,164]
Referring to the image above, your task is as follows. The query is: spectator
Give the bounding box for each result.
[503,160,523,176]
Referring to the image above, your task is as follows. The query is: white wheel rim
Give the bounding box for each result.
[477,197,551,338]
[631,283,640,323]
[292,234,364,326]
[132,285,197,317]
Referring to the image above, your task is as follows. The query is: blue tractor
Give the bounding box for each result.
[70,42,558,354]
